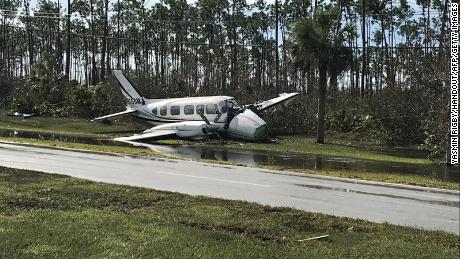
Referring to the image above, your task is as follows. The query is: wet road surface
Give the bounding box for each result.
[0,142,459,234]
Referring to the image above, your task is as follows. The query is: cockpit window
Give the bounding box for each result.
[160,106,167,116]
[196,104,204,115]
[227,99,240,109]
[152,108,157,115]
[206,104,218,114]
[218,101,228,113]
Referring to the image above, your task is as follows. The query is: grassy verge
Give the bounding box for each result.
[1,136,458,190]
[0,167,458,258]
[0,113,146,136]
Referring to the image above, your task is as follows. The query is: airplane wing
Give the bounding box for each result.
[91,109,137,121]
[114,130,177,142]
[245,93,300,112]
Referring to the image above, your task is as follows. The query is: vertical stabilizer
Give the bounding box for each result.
[113,70,145,106]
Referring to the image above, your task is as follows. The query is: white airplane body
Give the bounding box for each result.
[93,70,299,142]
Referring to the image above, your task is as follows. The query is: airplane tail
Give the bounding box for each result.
[112,70,145,106]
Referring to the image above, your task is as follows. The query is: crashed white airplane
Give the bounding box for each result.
[92,70,299,142]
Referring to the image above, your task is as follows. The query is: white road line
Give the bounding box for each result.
[154,171,272,187]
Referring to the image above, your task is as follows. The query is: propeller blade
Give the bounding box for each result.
[214,110,222,123]
[197,111,223,143]
[206,124,219,132]
[214,132,224,143]
[198,111,211,125]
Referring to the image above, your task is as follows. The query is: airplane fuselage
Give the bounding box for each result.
[135,96,232,127]
[131,96,269,140]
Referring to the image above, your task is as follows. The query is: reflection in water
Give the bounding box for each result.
[1,129,459,183]
[315,155,323,170]
[121,140,459,183]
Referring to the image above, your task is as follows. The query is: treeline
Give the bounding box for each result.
[0,0,452,160]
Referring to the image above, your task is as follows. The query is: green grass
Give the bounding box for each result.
[0,113,146,136]
[0,167,458,258]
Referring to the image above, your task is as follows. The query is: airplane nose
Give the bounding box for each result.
[253,124,268,140]
[227,109,268,141]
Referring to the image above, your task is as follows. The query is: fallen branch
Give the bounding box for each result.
[296,234,330,241]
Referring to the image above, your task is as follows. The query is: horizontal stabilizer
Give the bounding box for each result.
[91,109,137,121]
[114,130,177,142]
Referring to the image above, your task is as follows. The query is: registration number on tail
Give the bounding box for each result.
[129,98,144,105]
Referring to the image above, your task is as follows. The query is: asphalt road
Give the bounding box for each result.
[1,142,459,234]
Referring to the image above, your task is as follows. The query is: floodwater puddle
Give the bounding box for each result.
[1,129,459,183]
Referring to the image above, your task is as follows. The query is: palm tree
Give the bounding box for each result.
[292,6,352,144]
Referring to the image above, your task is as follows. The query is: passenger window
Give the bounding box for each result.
[206,103,218,114]
[152,108,157,115]
[170,105,180,115]
[160,106,167,116]
[196,104,204,115]
[184,105,194,115]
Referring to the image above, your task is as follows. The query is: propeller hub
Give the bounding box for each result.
[206,124,219,132]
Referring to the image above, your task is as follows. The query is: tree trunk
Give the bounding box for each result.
[56,0,62,73]
[89,0,97,85]
[330,68,338,96]
[101,0,108,80]
[25,0,33,72]
[317,62,327,144]
[65,0,71,77]
[117,0,121,69]
[439,0,448,52]
[360,0,366,97]
[84,35,89,86]
[427,2,431,50]
[275,0,279,92]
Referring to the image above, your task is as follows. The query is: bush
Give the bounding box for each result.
[89,78,126,117]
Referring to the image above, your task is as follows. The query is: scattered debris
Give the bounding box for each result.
[7,112,35,119]
[297,234,330,242]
